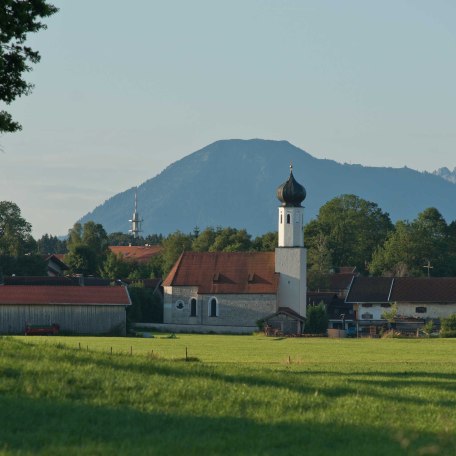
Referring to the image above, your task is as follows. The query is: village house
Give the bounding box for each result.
[161,166,307,334]
[345,276,456,334]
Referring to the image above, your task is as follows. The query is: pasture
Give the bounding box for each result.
[0,335,455,455]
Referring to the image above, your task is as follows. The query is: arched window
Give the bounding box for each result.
[286,214,291,224]
[208,297,218,317]
[190,298,197,317]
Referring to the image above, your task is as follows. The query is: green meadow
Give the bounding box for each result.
[1,335,456,455]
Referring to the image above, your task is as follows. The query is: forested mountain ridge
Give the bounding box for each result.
[79,139,456,235]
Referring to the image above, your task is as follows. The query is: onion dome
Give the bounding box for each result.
[276,164,306,207]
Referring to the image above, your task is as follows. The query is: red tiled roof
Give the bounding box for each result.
[0,286,131,306]
[109,245,162,263]
[391,277,456,303]
[163,251,279,294]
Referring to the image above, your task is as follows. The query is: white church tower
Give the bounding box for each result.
[275,164,307,318]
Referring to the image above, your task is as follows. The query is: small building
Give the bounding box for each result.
[346,276,456,333]
[45,254,69,277]
[161,166,308,334]
[0,285,131,335]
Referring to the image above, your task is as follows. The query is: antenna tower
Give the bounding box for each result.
[129,189,143,238]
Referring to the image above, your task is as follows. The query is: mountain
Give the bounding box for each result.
[434,167,456,184]
[79,139,456,236]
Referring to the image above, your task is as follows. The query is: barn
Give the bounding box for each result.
[0,285,131,335]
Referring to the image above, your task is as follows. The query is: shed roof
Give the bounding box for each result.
[163,251,279,294]
[0,286,131,306]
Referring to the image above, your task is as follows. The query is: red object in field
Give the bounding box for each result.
[25,323,60,336]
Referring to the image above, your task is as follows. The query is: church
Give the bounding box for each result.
[162,167,307,334]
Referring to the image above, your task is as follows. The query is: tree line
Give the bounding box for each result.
[2,195,456,284]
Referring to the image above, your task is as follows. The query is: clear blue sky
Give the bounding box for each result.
[1,0,455,237]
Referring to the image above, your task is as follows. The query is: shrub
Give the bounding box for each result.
[440,314,456,338]
[305,302,328,334]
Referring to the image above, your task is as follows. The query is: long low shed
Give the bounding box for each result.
[0,286,132,335]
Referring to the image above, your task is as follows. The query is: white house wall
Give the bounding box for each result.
[357,304,386,321]
[397,302,456,320]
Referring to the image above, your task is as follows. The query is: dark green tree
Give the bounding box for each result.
[65,245,97,276]
[305,303,329,334]
[0,201,35,256]
[37,233,67,254]
[160,231,193,275]
[100,251,133,280]
[305,195,393,272]
[0,1,58,133]
[370,208,453,277]
[209,227,252,252]
[252,231,278,251]
[192,226,217,252]
[66,221,109,275]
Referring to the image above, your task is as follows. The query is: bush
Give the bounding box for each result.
[305,302,328,334]
[440,314,456,338]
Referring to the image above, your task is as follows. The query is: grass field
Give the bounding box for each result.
[1,335,456,455]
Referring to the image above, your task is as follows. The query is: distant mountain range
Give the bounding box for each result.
[79,139,456,236]
[434,167,456,184]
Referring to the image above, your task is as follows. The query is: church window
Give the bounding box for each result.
[286,214,291,224]
[175,300,184,310]
[190,298,197,317]
[208,297,219,317]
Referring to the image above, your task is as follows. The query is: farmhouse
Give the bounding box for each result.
[346,276,456,329]
[162,166,307,334]
[0,285,131,335]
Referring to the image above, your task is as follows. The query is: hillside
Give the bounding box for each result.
[79,139,456,235]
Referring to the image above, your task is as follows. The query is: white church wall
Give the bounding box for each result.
[164,286,276,327]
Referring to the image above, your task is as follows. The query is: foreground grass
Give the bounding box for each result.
[0,336,455,455]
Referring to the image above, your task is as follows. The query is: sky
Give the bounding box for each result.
[0,0,455,237]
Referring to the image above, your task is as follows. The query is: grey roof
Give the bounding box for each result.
[346,276,456,304]
[345,277,393,303]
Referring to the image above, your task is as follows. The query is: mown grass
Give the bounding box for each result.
[0,335,455,455]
